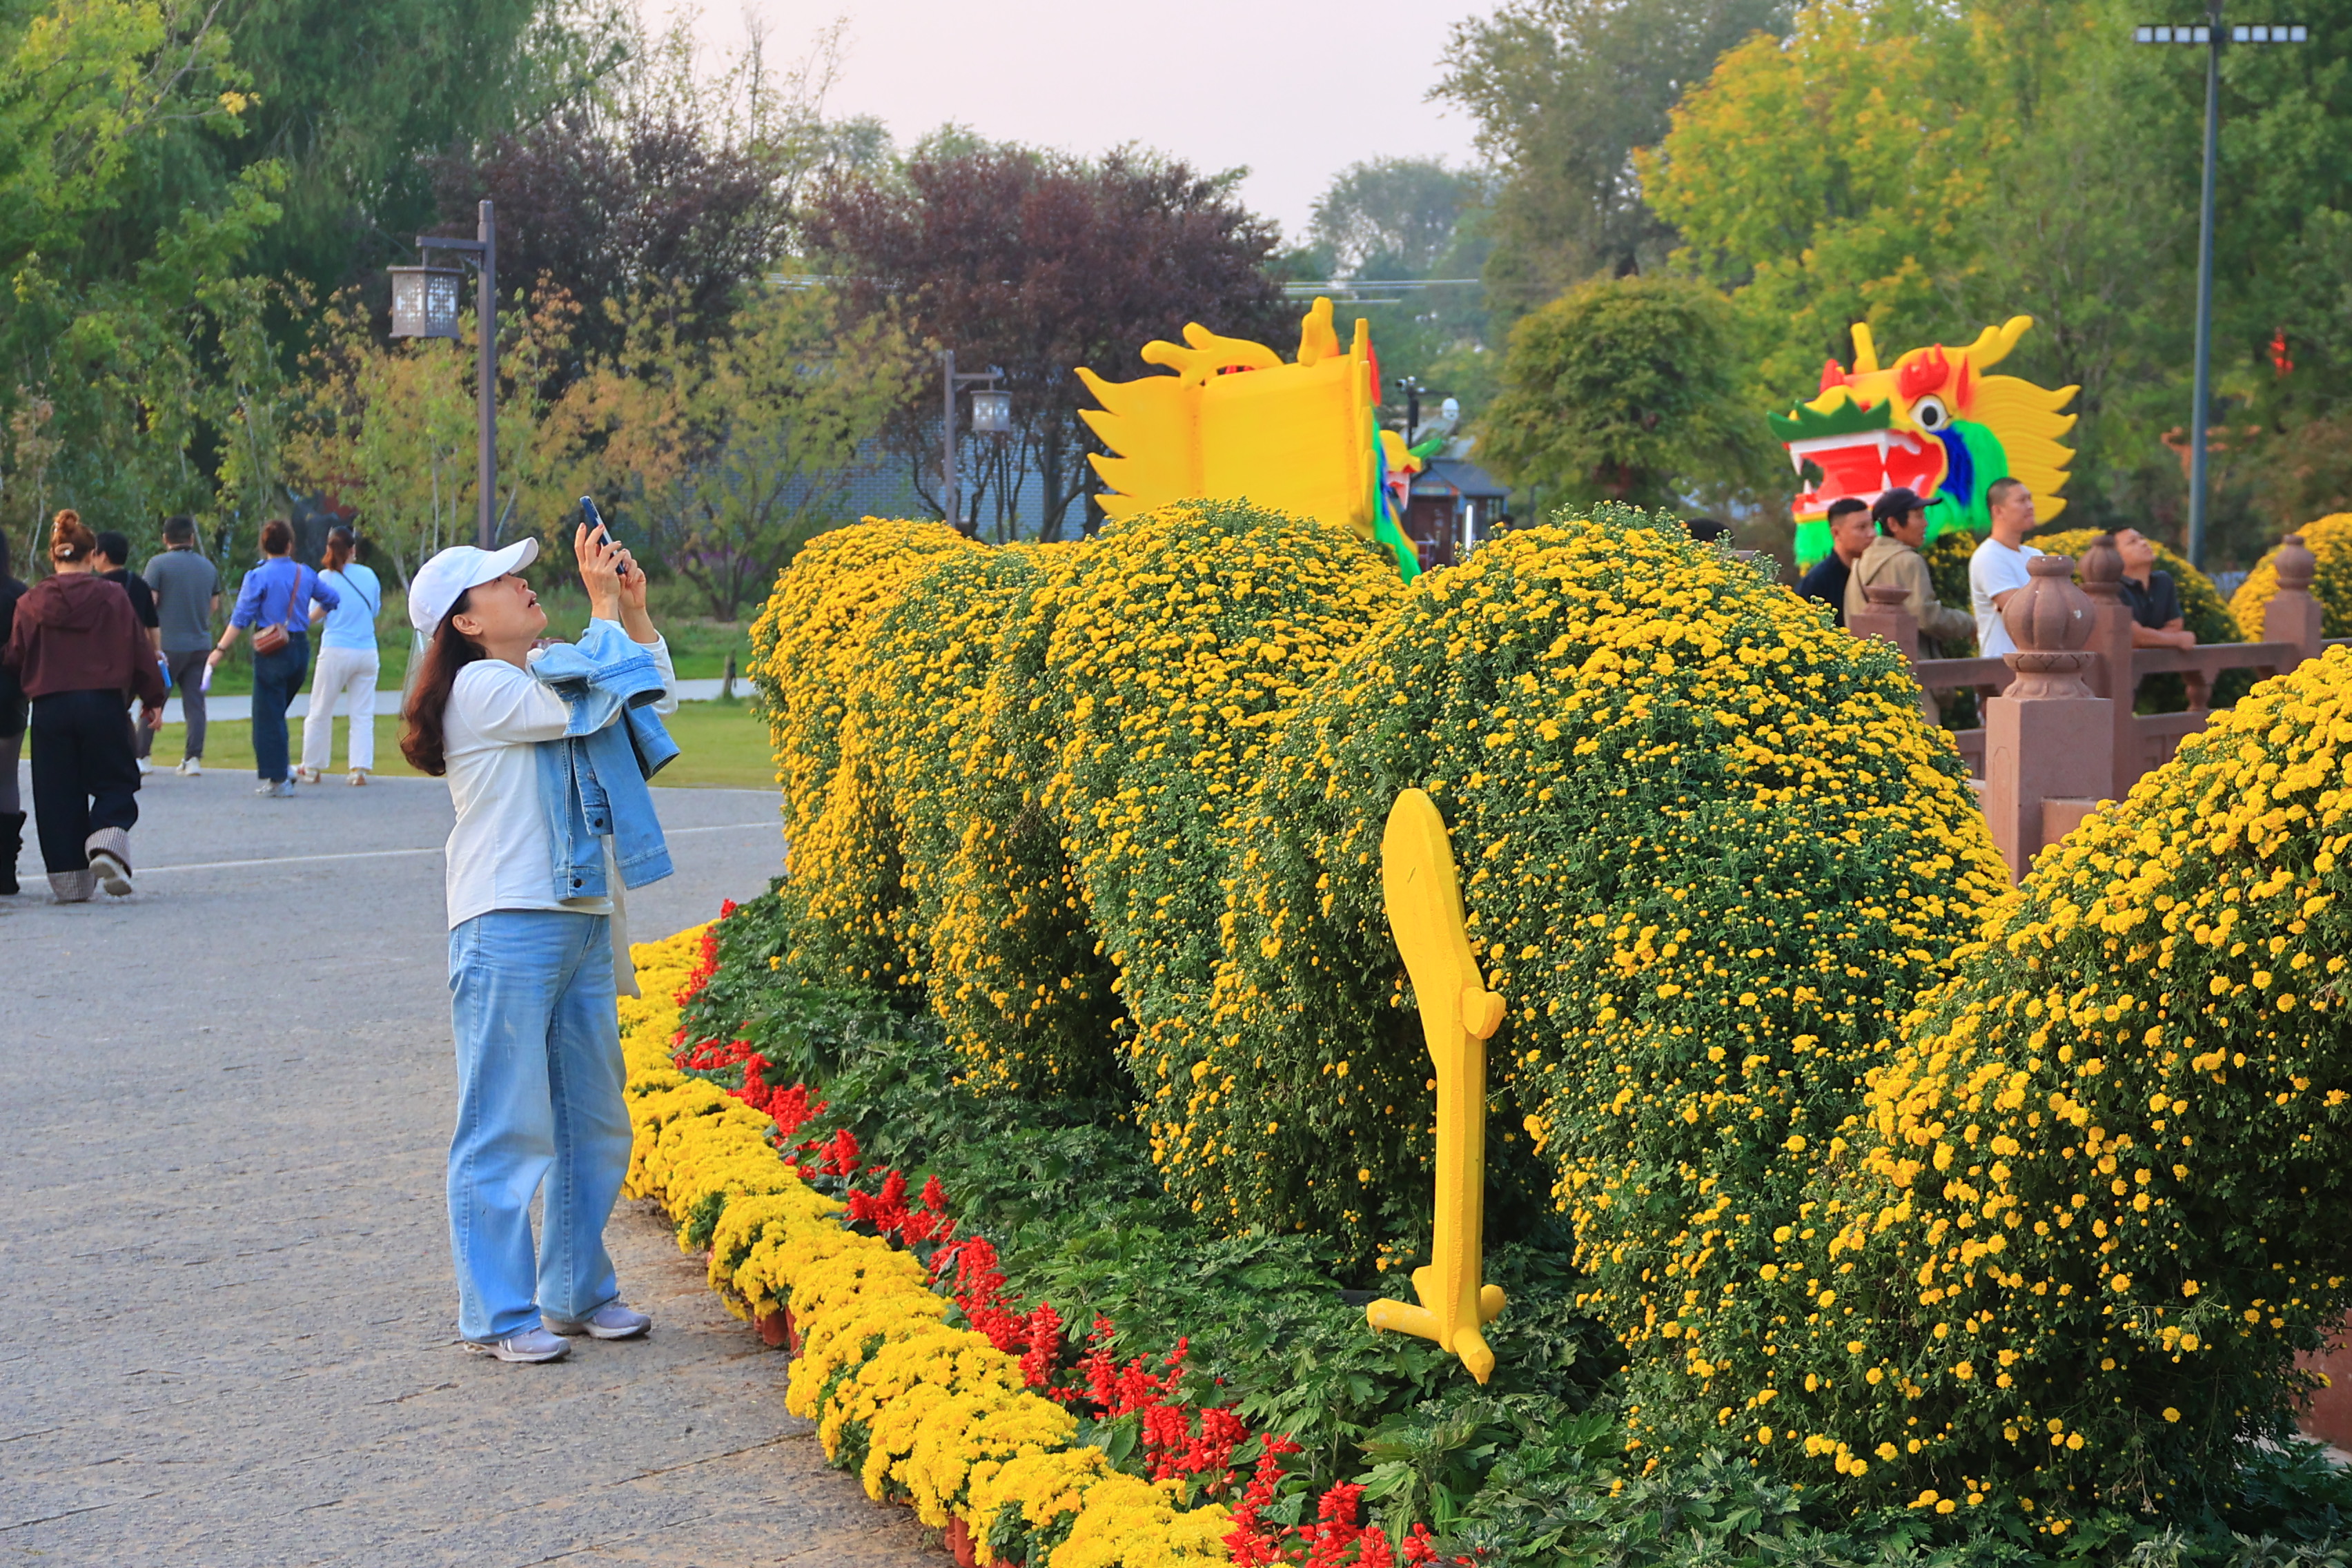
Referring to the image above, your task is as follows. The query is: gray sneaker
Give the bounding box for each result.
[467,1326,570,1363]
[269,778,296,798]
[544,1302,651,1340]
[85,828,132,897]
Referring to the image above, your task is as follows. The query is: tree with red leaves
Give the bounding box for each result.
[799,144,1293,542]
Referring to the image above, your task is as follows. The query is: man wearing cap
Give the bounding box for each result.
[1968,477,2044,660]
[1844,487,1977,658]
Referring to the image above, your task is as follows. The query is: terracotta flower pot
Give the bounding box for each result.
[756,1310,788,1347]
[945,1515,978,1568]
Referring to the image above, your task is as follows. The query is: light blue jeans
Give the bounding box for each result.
[446,910,631,1341]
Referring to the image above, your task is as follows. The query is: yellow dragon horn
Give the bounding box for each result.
[1850,322,1879,375]
[1957,315,2035,371]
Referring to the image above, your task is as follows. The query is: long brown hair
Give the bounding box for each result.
[400,591,484,776]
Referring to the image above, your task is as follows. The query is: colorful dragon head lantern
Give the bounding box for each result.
[1077,297,1427,579]
[1775,315,2079,568]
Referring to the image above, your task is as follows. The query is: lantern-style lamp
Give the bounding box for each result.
[389,266,465,340]
[970,389,1014,434]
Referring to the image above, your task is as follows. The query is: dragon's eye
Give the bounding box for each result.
[1912,394,1950,431]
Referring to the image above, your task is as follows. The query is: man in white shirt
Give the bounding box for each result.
[1969,478,2043,658]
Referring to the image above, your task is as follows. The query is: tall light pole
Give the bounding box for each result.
[389,199,499,549]
[940,350,1006,536]
[2133,12,2310,567]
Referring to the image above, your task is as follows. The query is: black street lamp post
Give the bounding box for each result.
[2133,10,2310,567]
[389,199,500,550]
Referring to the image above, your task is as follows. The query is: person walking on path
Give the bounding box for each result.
[92,530,163,774]
[297,525,382,785]
[0,532,26,895]
[144,516,219,776]
[399,522,677,1364]
[0,511,165,901]
[207,518,338,798]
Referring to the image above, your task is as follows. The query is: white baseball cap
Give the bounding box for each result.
[409,539,540,631]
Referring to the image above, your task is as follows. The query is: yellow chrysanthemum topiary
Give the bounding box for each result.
[749,519,977,839]
[783,545,1056,998]
[1715,645,2352,1525]
[1041,500,1404,1110]
[927,542,1126,1095]
[2231,513,2352,638]
[1195,511,2010,1290]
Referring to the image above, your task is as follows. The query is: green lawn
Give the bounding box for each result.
[197,579,752,696]
[151,697,779,790]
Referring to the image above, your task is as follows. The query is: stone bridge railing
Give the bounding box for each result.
[1850,533,2338,881]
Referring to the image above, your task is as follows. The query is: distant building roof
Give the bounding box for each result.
[1409,458,1509,501]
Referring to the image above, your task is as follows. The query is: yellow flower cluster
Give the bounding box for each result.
[2231,513,2352,637]
[1709,646,2352,1520]
[749,519,977,841]
[618,923,1233,1563]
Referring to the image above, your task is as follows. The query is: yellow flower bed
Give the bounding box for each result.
[2231,513,2352,637]
[618,923,1233,1565]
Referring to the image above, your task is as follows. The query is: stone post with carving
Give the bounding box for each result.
[1981,554,2113,883]
[2263,533,2324,668]
[1849,583,1928,718]
[2075,533,2142,800]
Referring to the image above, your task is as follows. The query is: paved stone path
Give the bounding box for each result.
[0,767,934,1565]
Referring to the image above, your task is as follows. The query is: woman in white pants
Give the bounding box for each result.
[299,525,382,785]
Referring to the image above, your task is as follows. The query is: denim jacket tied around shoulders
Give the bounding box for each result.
[528,619,680,902]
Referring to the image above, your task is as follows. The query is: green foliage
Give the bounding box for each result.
[1433,0,1792,318]
[1644,0,2352,562]
[580,283,927,618]
[1480,275,1765,508]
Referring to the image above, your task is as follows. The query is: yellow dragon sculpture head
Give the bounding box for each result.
[1776,315,2079,567]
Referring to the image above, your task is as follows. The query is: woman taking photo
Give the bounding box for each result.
[208,517,338,797]
[400,521,675,1364]
[0,511,166,901]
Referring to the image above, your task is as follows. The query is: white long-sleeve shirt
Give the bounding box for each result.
[440,625,677,930]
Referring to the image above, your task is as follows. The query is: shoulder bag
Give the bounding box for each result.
[251,567,300,656]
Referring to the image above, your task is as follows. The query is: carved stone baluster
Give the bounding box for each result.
[1850,582,1927,719]
[2264,533,2324,670]
[2076,533,2142,797]
[1981,554,2113,883]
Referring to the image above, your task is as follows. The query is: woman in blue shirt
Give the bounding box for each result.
[206,518,340,797]
[297,524,382,785]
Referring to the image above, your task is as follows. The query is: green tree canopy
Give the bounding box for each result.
[1433,0,1790,319]
[1479,273,1759,509]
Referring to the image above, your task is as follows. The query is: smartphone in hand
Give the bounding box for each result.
[580,496,633,581]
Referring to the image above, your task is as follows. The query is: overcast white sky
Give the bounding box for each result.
[647,0,1490,247]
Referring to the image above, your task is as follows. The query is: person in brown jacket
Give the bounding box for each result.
[1843,486,1977,655]
[1,510,166,901]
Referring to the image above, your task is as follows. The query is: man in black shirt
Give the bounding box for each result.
[92,530,163,771]
[2115,528,2195,649]
[1795,497,1873,625]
